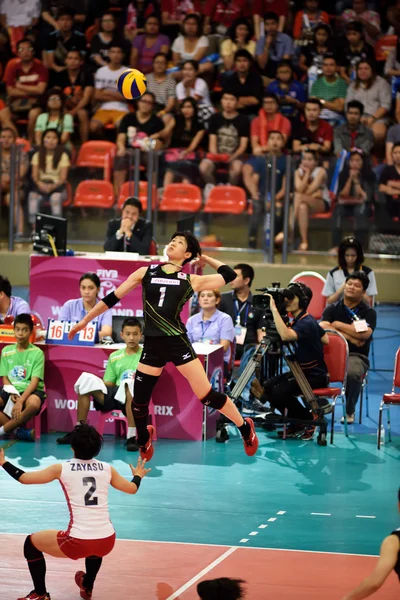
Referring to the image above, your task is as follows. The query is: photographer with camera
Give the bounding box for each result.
[251,282,329,440]
[320,271,376,424]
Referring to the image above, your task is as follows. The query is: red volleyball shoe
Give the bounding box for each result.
[139,425,155,462]
[242,418,259,456]
[75,571,92,600]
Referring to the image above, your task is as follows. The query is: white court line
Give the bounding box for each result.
[165,546,237,600]
[258,524,268,529]
[1,533,380,558]
[356,515,376,519]
[249,532,258,536]
[240,539,249,543]
[268,517,277,522]
[277,511,286,515]
[311,513,332,516]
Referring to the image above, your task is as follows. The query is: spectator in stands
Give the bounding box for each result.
[292,98,333,155]
[256,12,294,83]
[387,0,400,36]
[293,0,330,42]
[146,53,176,120]
[161,0,200,40]
[203,0,246,36]
[379,142,400,221]
[385,122,400,164]
[267,61,306,120]
[0,275,30,323]
[0,0,40,54]
[57,317,143,451]
[172,13,212,76]
[28,129,70,230]
[104,197,153,254]
[90,12,130,71]
[114,91,165,196]
[346,60,391,145]
[334,100,374,157]
[250,92,292,148]
[253,0,290,37]
[0,313,46,441]
[299,24,334,80]
[294,149,330,251]
[199,92,249,188]
[176,60,214,126]
[384,40,400,83]
[41,0,86,38]
[54,49,93,143]
[341,0,380,46]
[43,8,86,74]
[162,97,205,187]
[223,49,264,118]
[186,290,235,374]
[59,272,112,339]
[89,45,129,137]
[220,18,256,75]
[219,263,264,361]
[34,88,74,147]
[338,22,375,85]
[2,38,48,142]
[311,54,347,126]
[125,0,162,42]
[130,14,170,75]
[320,271,377,423]
[323,236,378,303]
[0,128,29,238]
[331,151,375,249]
[244,130,287,248]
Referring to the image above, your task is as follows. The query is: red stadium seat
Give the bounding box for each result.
[63,182,73,207]
[76,141,116,181]
[159,184,202,212]
[203,185,247,214]
[290,271,327,320]
[377,347,400,448]
[375,35,397,62]
[117,181,158,209]
[312,330,349,444]
[74,180,114,208]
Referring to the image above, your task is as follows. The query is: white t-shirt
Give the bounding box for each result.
[176,77,212,107]
[95,64,129,112]
[297,166,330,204]
[59,458,115,539]
[322,266,378,298]
[0,0,40,27]
[172,35,209,60]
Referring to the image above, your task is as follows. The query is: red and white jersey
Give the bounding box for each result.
[59,458,115,539]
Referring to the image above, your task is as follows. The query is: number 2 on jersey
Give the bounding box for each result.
[158,286,166,307]
[83,476,98,506]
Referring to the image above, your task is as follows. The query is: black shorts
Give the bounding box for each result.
[140,334,197,368]
[91,386,126,415]
[0,388,47,415]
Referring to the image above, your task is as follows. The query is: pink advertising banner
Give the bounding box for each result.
[30,254,196,325]
[0,343,224,440]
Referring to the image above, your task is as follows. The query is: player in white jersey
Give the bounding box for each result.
[0,423,150,600]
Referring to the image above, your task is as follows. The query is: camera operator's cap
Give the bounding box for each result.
[287,282,313,309]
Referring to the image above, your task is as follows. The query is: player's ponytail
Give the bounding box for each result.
[71,422,103,459]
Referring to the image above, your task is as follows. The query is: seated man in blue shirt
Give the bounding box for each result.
[320,271,376,424]
[0,275,31,324]
[251,282,329,440]
[256,12,294,83]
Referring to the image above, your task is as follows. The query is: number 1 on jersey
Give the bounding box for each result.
[158,286,166,307]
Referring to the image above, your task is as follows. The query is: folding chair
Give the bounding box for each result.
[312,330,349,444]
[377,347,400,449]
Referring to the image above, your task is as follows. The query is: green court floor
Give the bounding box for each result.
[1,431,399,558]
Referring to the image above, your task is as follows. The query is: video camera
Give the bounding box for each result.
[253,282,296,342]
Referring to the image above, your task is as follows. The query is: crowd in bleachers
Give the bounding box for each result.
[1,0,400,249]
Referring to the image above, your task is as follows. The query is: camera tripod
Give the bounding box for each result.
[217,336,328,446]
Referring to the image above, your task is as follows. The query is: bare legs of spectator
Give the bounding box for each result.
[371,121,387,157]
[113,168,127,199]
[294,192,326,251]
[28,191,64,230]
[162,169,192,188]
[243,164,260,201]
[0,107,18,136]
[228,159,243,186]
[199,158,216,185]
[28,107,42,143]
[76,109,89,143]
[89,119,105,139]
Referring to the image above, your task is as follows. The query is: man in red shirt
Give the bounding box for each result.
[203,0,246,35]
[2,38,48,142]
[250,92,292,148]
[292,97,333,155]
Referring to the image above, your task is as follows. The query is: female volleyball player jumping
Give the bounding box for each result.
[0,423,150,600]
[69,231,258,461]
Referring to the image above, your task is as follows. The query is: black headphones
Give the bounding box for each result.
[287,282,312,310]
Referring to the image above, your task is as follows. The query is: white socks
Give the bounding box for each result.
[127,427,136,439]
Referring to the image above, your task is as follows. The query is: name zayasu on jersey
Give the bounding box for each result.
[141,265,193,337]
[59,458,114,540]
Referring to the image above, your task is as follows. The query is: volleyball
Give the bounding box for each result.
[117,68,147,100]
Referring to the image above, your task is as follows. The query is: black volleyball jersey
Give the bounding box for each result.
[391,529,400,580]
[142,264,194,337]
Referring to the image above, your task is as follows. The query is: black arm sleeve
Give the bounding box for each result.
[218,265,237,284]
[2,462,25,481]
[128,221,154,255]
